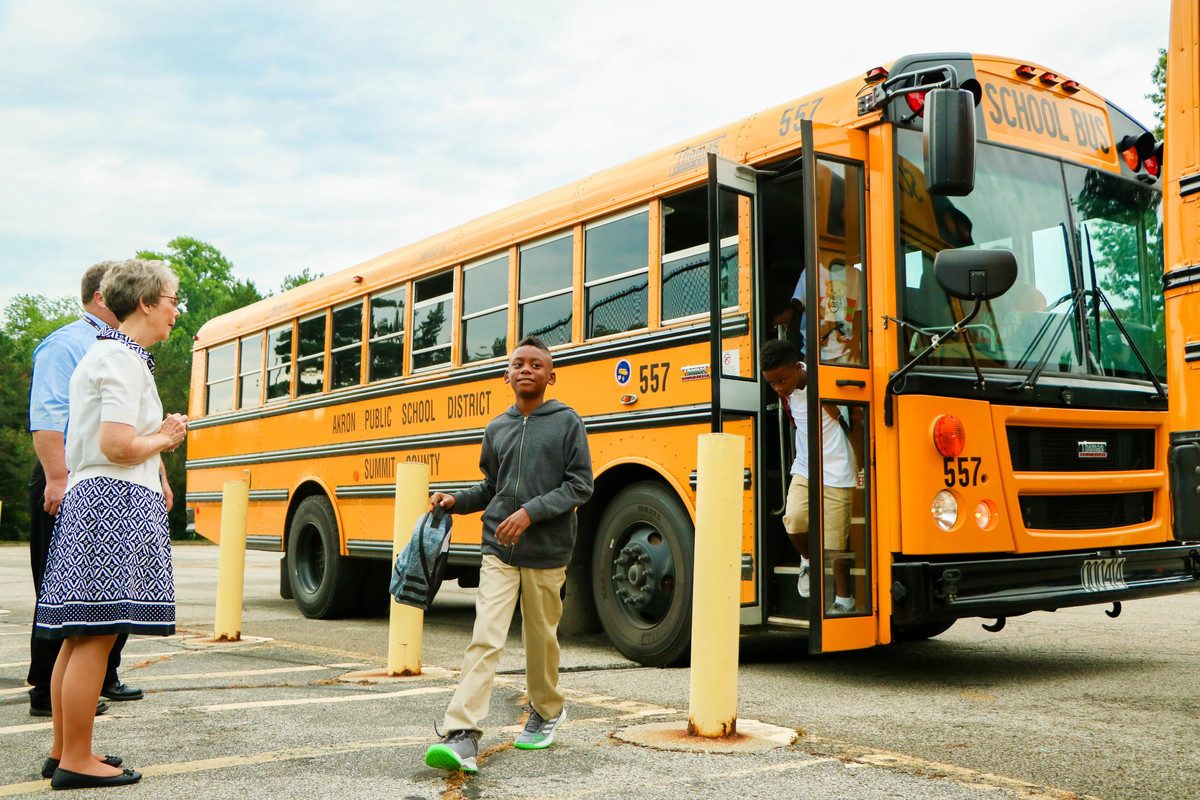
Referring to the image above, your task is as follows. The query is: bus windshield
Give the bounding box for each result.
[898,128,1165,383]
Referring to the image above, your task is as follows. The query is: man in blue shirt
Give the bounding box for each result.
[27,262,155,716]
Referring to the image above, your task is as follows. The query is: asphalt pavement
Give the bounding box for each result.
[1,543,1194,799]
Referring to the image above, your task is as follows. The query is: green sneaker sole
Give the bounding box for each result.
[424,744,477,773]
[513,739,551,751]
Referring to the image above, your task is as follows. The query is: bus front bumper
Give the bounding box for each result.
[890,543,1200,626]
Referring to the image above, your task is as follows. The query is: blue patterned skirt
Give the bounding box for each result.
[35,477,176,638]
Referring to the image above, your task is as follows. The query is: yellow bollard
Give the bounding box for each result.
[213,480,249,641]
[388,461,430,676]
[688,432,745,738]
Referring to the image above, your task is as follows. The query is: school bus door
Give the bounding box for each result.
[800,120,879,653]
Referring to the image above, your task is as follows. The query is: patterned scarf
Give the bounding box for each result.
[97,327,156,374]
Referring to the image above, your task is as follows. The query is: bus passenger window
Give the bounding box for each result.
[412,271,453,370]
[266,324,292,401]
[205,343,235,415]
[462,254,509,363]
[585,208,649,338]
[369,287,405,382]
[238,333,262,409]
[331,301,363,389]
[296,313,326,396]
[661,188,738,322]
[519,233,573,347]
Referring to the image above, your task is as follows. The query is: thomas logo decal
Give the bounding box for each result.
[615,359,632,385]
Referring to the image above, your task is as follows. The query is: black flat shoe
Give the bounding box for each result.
[30,700,109,718]
[50,767,141,790]
[99,682,143,702]
[42,756,123,780]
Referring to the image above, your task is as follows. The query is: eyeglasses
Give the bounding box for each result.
[160,295,181,308]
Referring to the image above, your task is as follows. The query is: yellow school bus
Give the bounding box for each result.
[186,50,1200,666]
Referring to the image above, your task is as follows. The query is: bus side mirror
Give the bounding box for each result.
[925,88,976,196]
[935,247,1017,301]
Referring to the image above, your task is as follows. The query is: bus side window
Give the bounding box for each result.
[205,342,235,415]
[296,312,326,396]
[412,271,454,371]
[462,253,509,363]
[369,287,405,382]
[660,188,738,323]
[519,232,573,346]
[266,323,293,401]
[584,207,649,338]
[238,333,263,409]
[331,301,363,389]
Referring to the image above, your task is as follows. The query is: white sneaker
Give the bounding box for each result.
[796,559,810,598]
[828,596,856,614]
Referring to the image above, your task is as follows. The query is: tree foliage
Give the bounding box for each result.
[0,238,267,540]
[1148,48,1166,140]
[279,268,323,293]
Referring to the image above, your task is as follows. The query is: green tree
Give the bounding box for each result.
[0,296,86,540]
[135,237,264,537]
[1148,48,1166,140]
[279,268,323,293]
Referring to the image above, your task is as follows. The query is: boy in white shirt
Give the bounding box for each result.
[760,338,857,613]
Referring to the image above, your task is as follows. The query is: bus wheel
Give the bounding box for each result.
[287,496,363,619]
[591,482,693,667]
[893,619,956,642]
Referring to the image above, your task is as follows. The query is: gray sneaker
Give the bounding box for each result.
[514,705,566,750]
[425,729,480,773]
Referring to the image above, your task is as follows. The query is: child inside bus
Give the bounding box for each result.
[760,338,857,613]
[423,335,593,774]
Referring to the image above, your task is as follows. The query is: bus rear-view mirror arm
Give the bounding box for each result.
[884,248,1017,426]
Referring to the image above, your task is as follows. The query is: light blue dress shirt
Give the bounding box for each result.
[28,312,112,434]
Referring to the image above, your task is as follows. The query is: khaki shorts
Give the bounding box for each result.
[783,474,852,551]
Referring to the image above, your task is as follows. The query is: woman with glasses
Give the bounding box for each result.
[34,259,187,790]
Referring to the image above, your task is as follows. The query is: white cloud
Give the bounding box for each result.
[0,0,1172,315]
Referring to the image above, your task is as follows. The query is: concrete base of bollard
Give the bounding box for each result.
[181,635,274,649]
[614,718,798,753]
[337,666,455,684]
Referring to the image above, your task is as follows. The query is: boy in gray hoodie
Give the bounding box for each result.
[424,336,593,774]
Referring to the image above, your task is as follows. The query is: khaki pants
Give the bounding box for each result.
[442,554,567,733]
[783,475,852,551]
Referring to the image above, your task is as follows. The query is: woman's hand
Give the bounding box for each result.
[158,413,188,452]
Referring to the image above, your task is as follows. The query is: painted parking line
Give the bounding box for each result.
[0,735,428,797]
[198,684,453,712]
[0,652,187,669]
[0,716,112,737]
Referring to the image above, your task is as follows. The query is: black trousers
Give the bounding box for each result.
[27,463,125,696]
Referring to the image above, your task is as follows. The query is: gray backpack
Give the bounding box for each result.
[389,509,452,610]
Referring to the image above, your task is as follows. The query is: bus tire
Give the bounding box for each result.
[892,619,956,641]
[287,496,363,619]
[591,481,693,667]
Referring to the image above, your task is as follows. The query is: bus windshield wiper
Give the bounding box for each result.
[1086,285,1167,399]
[1007,290,1082,393]
[1077,224,1166,399]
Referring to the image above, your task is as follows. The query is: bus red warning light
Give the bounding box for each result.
[933,415,966,458]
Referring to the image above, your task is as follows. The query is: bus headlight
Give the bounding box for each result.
[931,490,959,531]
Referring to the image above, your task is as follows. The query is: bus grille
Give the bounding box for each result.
[1007,426,1154,472]
[1018,493,1153,530]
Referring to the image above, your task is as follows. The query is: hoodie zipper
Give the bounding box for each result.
[511,414,528,560]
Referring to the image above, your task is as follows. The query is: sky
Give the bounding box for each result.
[0,0,1172,315]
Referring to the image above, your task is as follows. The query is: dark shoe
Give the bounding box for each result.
[42,756,123,780]
[99,682,143,702]
[50,767,141,790]
[30,700,109,718]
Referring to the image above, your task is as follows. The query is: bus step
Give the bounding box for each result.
[766,615,810,629]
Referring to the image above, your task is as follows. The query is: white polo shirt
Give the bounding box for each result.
[66,339,164,494]
[788,387,857,488]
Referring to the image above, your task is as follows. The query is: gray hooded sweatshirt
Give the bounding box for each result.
[450,399,593,568]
